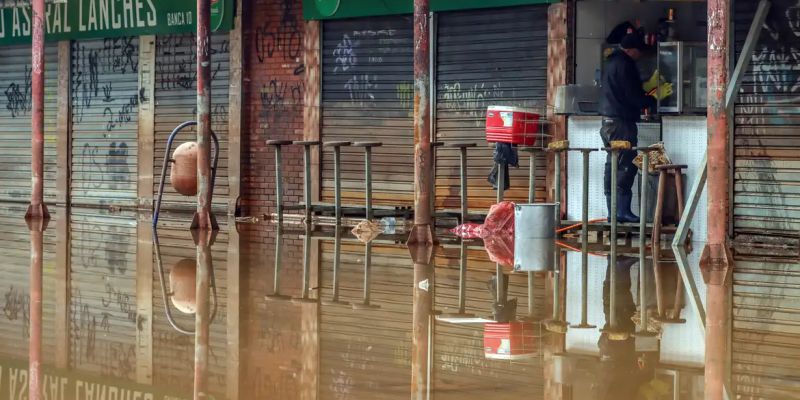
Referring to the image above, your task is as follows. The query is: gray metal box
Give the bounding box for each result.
[514,203,558,272]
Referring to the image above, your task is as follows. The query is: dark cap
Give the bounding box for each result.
[620,33,647,51]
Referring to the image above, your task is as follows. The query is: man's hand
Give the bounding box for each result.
[647,82,674,101]
[643,70,662,92]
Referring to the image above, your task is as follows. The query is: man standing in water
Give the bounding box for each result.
[599,32,670,222]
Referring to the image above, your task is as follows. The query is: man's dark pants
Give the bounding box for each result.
[600,118,638,197]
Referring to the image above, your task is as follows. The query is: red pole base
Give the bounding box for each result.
[25,203,50,221]
[699,243,734,286]
[406,224,436,250]
[190,210,219,231]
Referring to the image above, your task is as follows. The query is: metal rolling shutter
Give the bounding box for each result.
[154,33,230,214]
[321,16,414,206]
[152,223,229,398]
[0,205,58,362]
[732,258,800,398]
[732,5,800,397]
[0,44,58,204]
[71,38,140,208]
[435,6,548,210]
[320,241,412,399]
[733,0,800,241]
[69,208,138,380]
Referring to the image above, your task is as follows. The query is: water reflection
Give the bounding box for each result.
[4,207,798,399]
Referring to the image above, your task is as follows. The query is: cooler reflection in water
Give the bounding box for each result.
[0,207,794,399]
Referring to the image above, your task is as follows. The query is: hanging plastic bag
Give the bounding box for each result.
[450,201,516,267]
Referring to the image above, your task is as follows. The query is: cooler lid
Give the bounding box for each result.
[487,105,538,114]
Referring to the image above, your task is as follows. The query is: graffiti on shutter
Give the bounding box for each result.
[70,38,140,208]
[69,208,138,380]
[0,44,58,204]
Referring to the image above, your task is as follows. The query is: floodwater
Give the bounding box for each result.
[0,204,796,399]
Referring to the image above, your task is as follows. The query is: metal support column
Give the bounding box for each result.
[192,0,218,230]
[28,219,46,400]
[409,0,434,247]
[26,0,49,220]
[702,1,734,399]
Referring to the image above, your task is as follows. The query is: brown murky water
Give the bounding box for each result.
[0,204,795,399]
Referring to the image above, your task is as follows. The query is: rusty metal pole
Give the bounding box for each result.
[408,0,433,247]
[192,0,218,231]
[26,0,48,220]
[702,1,734,399]
[28,219,46,400]
[193,230,214,400]
[409,243,434,400]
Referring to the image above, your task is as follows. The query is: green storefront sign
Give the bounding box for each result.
[304,0,559,20]
[0,358,196,400]
[0,0,234,46]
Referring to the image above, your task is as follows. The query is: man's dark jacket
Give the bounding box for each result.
[599,49,657,121]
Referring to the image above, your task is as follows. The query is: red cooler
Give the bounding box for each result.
[484,322,538,360]
[485,106,540,146]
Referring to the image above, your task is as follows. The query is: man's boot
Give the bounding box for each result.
[617,193,640,223]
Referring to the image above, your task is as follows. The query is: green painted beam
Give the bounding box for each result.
[304,0,559,20]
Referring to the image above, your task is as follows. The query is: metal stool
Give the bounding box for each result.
[353,141,383,220]
[652,164,688,245]
[294,140,322,222]
[444,142,477,224]
[352,242,380,310]
[266,139,294,222]
[323,141,352,223]
[570,148,598,329]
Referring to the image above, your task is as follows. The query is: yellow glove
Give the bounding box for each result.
[648,82,674,101]
[643,70,662,92]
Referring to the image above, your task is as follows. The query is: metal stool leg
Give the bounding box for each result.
[528,151,536,203]
[266,224,290,301]
[303,144,313,222]
[322,228,349,306]
[353,242,380,310]
[274,145,284,222]
[572,150,595,329]
[365,147,373,220]
[459,147,469,224]
[334,146,342,223]
[673,170,686,218]
[653,169,668,248]
[496,162,505,203]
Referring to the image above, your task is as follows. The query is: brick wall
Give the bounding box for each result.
[241,0,307,218]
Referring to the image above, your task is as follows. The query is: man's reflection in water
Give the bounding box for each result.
[594,255,658,400]
[488,273,517,322]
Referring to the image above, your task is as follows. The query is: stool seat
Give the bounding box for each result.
[266,140,293,146]
[323,141,352,147]
[430,141,445,148]
[352,141,383,148]
[294,140,321,146]
[444,142,477,148]
[656,164,688,171]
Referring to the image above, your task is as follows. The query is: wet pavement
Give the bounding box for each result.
[0,204,797,399]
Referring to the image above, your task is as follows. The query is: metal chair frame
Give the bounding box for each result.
[154,121,220,227]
